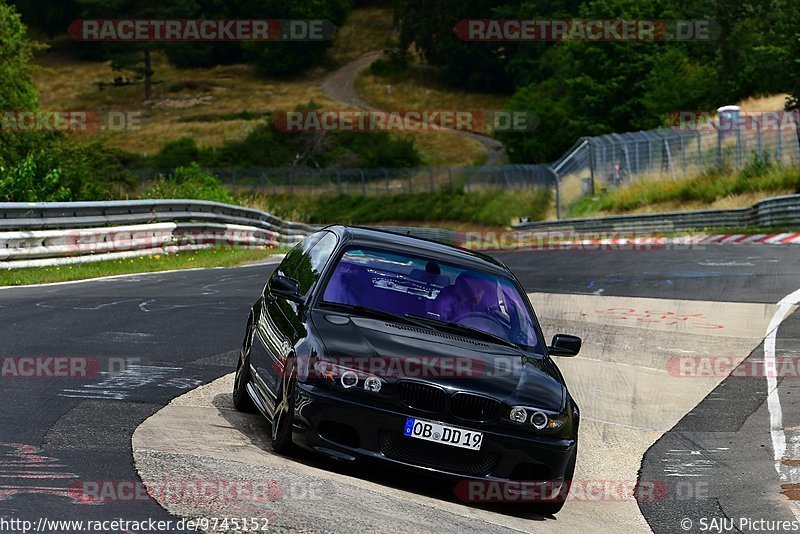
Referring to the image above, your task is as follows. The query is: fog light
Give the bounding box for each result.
[531,411,548,429]
[340,371,358,388]
[363,376,382,393]
[510,407,527,423]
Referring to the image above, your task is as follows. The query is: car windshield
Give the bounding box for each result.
[320,247,540,351]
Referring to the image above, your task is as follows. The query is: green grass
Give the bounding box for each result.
[0,247,287,286]
[241,188,552,227]
[570,161,800,218]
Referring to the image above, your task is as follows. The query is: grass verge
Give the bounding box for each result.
[0,247,286,287]
[570,163,800,218]
[241,188,552,227]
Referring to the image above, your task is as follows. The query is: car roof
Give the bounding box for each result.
[320,225,510,276]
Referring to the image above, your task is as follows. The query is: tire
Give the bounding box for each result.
[535,447,577,516]
[271,358,297,455]
[233,321,257,413]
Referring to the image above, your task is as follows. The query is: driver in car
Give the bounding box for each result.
[432,272,487,322]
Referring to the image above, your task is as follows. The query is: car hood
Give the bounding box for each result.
[311,311,565,411]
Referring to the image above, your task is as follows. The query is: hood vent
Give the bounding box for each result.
[384,323,490,348]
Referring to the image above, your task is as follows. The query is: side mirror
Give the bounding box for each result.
[548,334,581,357]
[270,274,304,303]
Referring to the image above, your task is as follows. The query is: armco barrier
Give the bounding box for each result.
[514,194,800,233]
[0,200,313,269]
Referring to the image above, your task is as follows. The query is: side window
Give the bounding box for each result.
[277,232,323,279]
[278,231,337,296]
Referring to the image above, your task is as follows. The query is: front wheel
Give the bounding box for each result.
[233,322,257,413]
[271,359,297,455]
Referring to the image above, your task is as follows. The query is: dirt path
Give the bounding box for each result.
[321,52,507,165]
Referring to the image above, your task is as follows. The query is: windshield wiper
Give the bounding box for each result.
[319,302,432,328]
[404,313,519,349]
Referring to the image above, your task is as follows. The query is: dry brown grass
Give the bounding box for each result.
[32,52,337,155]
[355,68,506,113]
[29,6,505,167]
[737,93,790,112]
[612,190,795,214]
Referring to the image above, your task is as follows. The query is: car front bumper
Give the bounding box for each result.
[291,382,576,498]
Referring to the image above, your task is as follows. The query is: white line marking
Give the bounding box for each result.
[765,287,800,517]
[0,257,284,290]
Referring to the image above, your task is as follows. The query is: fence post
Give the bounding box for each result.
[737,123,743,167]
[680,136,687,175]
[756,117,762,159]
[550,167,561,220]
[777,124,783,163]
[717,127,723,168]
[587,138,595,196]
[384,168,389,194]
[429,168,434,193]
[361,170,366,196]
[448,168,453,189]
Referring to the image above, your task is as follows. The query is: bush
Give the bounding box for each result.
[247,187,552,226]
[0,140,137,202]
[150,137,206,169]
[144,163,234,204]
[146,109,424,170]
[369,38,409,77]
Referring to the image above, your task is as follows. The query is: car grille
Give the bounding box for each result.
[398,381,446,412]
[378,430,499,477]
[450,393,500,422]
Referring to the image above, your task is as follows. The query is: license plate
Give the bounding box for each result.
[403,418,483,450]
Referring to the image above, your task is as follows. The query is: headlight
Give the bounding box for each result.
[509,405,567,430]
[314,360,383,393]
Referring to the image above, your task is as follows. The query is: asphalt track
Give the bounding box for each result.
[1,245,799,533]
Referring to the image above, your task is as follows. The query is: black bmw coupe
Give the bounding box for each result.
[233,226,582,514]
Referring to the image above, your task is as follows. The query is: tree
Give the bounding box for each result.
[240,0,351,76]
[12,0,80,38]
[74,0,198,101]
[0,2,45,170]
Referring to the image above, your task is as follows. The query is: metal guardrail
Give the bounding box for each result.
[0,200,314,241]
[514,194,800,233]
[0,200,315,269]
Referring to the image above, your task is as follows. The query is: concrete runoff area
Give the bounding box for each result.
[133,292,782,533]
